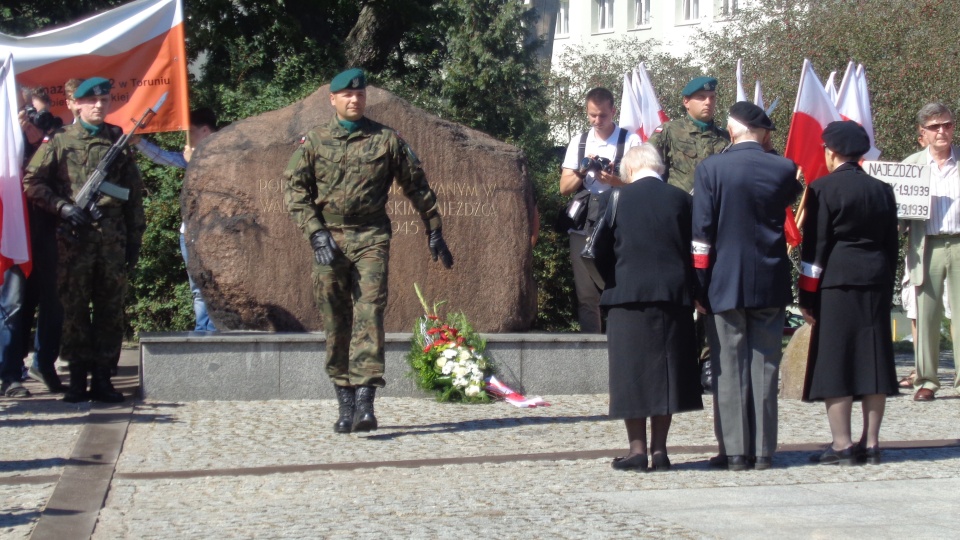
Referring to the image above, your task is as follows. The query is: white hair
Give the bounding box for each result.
[619,143,665,182]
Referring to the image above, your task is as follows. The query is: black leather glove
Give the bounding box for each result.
[310,229,340,266]
[59,203,92,227]
[126,242,141,273]
[427,228,453,269]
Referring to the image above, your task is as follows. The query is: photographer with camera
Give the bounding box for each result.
[19,87,63,161]
[559,87,641,333]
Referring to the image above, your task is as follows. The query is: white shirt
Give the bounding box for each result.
[561,126,642,195]
[924,147,960,236]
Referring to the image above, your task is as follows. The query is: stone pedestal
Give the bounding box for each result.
[780,323,811,400]
[181,86,537,332]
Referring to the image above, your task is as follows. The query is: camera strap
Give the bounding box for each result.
[578,128,629,164]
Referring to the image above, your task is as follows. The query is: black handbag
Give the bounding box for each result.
[580,188,619,289]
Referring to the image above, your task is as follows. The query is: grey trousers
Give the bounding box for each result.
[569,232,602,334]
[708,307,785,458]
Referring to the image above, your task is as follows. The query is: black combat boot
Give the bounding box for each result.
[88,366,124,403]
[334,385,356,434]
[62,363,89,403]
[353,385,378,432]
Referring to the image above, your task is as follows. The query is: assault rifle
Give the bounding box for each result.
[73,92,168,222]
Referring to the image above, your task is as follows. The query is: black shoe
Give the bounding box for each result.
[816,445,858,466]
[88,367,124,403]
[855,441,881,465]
[611,453,648,471]
[708,454,728,469]
[333,385,355,434]
[754,456,772,471]
[62,364,89,403]
[30,365,66,393]
[727,455,749,471]
[651,453,671,472]
[352,385,378,432]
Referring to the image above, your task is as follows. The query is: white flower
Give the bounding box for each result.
[442,361,455,375]
[453,365,470,378]
[443,348,458,359]
[453,377,468,388]
[458,348,471,362]
[470,372,483,382]
[436,357,447,369]
[465,385,480,397]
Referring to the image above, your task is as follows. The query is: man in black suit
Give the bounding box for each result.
[691,102,802,471]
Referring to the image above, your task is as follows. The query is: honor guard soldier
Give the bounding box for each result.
[649,76,730,194]
[23,77,146,403]
[284,68,454,434]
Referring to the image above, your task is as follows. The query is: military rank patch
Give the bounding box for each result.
[298,136,306,145]
[654,126,663,133]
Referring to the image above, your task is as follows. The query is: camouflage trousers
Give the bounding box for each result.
[313,225,390,387]
[57,216,128,369]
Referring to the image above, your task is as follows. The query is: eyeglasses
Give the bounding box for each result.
[922,121,954,132]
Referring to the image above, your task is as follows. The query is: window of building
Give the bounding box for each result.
[596,0,615,32]
[556,1,570,35]
[630,0,650,27]
[682,0,699,21]
[718,0,738,17]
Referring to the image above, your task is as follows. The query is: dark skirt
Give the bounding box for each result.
[606,302,704,419]
[803,285,899,401]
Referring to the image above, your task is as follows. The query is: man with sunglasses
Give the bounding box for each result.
[902,103,960,401]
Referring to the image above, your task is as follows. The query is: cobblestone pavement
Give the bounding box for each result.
[3,353,959,539]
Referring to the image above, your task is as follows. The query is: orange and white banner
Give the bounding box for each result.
[0,0,188,134]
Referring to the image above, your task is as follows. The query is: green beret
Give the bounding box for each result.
[330,68,366,92]
[682,76,717,97]
[74,77,112,98]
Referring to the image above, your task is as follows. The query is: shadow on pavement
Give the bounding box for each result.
[365,414,610,440]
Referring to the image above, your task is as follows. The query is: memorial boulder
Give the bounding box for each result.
[181,86,537,332]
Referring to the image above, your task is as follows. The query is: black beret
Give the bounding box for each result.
[728,101,775,131]
[822,121,870,157]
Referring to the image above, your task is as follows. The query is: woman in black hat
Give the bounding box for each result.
[798,121,900,465]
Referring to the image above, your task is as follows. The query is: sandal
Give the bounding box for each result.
[898,370,916,389]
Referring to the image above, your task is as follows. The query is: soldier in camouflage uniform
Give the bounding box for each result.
[649,77,730,194]
[23,78,145,403]
[283,68,453,434]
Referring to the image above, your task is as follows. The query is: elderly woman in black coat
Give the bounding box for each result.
[799,121,900,466]
[595,144,704,472]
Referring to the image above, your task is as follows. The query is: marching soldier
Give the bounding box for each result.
[284,68,453,433]
[23,77,145,403]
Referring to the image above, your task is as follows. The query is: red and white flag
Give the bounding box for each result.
[0,0,189,134]
[0,54,31,283]
[834,62,880,160]
[824,71,838,104]
[736,59,748,102]
[632,63,668,141]
[754,80,765,110]
[618,71,642,138]
[784,59,841,184]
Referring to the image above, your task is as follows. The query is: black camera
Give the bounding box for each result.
[577,156,614,176]
[24,106,63,132]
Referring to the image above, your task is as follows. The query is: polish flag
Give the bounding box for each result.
[0,54,31,283]
[736,59,748,102]
[618,71,642,138]
[784,59,841,184]
[0,0,189,134]
[754,80,765,110]
[632,63,669,141]
[824,71,838,104]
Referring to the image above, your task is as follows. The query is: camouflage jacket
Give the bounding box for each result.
[22,122,146,246]
[648,116,730,193]
[283,116,442,239]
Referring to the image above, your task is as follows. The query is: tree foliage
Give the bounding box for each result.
[697,0,960,161]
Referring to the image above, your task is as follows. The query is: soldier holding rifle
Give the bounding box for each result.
[23,77,146,403]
